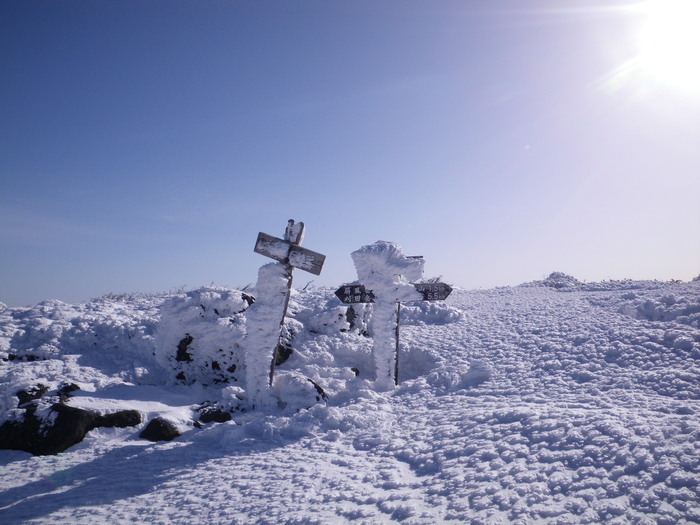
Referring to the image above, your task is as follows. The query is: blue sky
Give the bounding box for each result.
[2,1,699,306]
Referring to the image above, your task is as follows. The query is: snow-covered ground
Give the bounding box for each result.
[1,274,699,524]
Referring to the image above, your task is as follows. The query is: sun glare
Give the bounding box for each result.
[637,0,700,92]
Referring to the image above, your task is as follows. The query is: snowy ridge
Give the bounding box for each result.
[0,278,699,523]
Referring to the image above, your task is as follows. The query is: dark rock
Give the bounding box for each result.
[58,383,81,402]
[58,383,81,396]
[0,411,41,453]
[40,404,100,454]
[0,404,142,456]
[274,342,293,366]
[307,379,328,402]
[241,292,255,308]
[351,367,360,376]
[346,306,357,329]
[16,384,49,406]
[199,407,232,423]
[140,417,180,442]
[176,334,194,362]
[99,410,142,428]
[0,404,96,455]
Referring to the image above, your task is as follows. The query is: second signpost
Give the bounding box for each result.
[338,241,452,388]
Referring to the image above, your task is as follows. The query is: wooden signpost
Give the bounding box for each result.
[253,220,326,387]
[335,281,452,384]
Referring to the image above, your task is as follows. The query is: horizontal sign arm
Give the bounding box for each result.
[254,232,326,275]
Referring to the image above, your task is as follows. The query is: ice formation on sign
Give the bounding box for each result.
[351,241,424,390]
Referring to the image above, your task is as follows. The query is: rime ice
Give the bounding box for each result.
[351,241,424,390]
[243,262,289,407]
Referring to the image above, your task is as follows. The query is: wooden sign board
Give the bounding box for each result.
[335,284,376,304]
[254,232,326,276]
[288,245,326,276]
[254,232,291,262]
[413,283,453,301]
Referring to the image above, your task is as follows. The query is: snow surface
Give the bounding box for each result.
[1,276,699,524]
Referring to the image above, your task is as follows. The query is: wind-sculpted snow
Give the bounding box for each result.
[1,280,699,523]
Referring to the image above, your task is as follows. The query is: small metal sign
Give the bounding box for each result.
[335,284,375,304]
[254,232,326,276]
[413,282,453,301]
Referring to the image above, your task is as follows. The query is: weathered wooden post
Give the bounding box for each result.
[245,219,325,407]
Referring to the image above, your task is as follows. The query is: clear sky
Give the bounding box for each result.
[1,0,699,306]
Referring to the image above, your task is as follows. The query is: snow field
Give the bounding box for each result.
[0,277,699,523]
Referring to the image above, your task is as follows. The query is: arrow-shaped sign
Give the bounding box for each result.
[254,232,326,276]
[413,282,453,301]
[334,284,376,304]
[334,283,452,304]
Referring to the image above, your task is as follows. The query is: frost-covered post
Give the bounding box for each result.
[351,241,424,391]
[246,220,325,407]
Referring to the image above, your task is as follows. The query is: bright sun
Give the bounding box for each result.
[636,0,700,92]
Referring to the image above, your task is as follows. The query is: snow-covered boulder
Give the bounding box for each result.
[139,417,180,442]
[0,385,141,455]
[154,287,253,385]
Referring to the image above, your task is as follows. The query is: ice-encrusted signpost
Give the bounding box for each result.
[337,244,452,388]
[245,219,325,407]
[347,241,427,390]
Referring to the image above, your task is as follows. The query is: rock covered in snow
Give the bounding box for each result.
[0,385,141,455]
[154,287,252,385]
[139,417,180,442]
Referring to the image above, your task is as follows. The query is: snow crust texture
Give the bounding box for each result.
[1,278,699,524]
